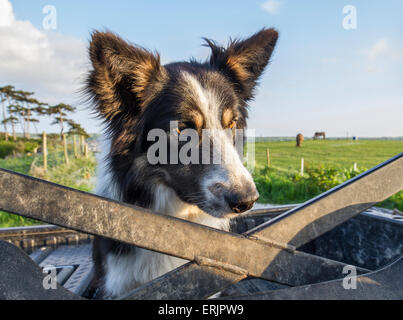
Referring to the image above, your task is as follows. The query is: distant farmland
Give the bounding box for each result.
[252,139,403,173]
[250,139,403,209]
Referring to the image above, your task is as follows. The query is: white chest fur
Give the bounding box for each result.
[102,184,230,299]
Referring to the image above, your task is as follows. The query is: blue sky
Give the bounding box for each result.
[1,0,402,137]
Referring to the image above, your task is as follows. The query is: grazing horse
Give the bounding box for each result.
[313,132,326,140]
[296,133,304,147]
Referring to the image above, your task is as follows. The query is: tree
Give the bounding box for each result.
[1,117,18,141]
[67,119,89,138]
[26,98,48,137]
[0,95,7,140]
[0,85,85,142]
[13,90,44,139]
[0,85,15,140]
[3,104,19,141]
[8,101,26,137]
[47,103,76,138]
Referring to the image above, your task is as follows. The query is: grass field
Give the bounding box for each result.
[251,139,403,209]
[0,149,97,227]
[253,139,403,173]
[0,138,402,227]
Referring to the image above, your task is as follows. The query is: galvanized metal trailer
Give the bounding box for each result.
[0,152,402,300]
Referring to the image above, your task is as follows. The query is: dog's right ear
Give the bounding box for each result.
[87,31,167,121]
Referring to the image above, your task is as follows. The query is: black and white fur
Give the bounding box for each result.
[85,28,278,299]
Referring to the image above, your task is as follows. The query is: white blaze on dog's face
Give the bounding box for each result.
[178,71,258,216]
[86,28,278,217]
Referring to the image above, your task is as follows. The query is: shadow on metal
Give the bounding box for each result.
[217,255,403,300]
[0,240,82,300]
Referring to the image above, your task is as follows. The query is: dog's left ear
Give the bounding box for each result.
[205,28,278,102]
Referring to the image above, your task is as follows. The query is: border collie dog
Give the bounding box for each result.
[86,28,278,299]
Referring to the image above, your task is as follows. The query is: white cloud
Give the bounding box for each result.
[360,39,403,73]
[261,0,282,14]
[0,0,98,132]
[0,0,88,102]
[0,0,14,27]
[361,39,389,60]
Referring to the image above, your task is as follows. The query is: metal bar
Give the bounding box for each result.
[124,254,370,300]
[0,224,92,253]
[120,262,247,300]
[230,205,296,233]
[249,152,403,248]
[216,255,403,300]
[1,153,402,299]
[0,240,82,300]
[239,204,296,218]
[0,168,360,283]
[126,153,403,299]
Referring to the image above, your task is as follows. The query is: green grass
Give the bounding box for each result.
[0,138,40,159]
[0,141,16,158]
[43,154,97,192]
[0,144,97,227]
[0,153,34,175]
[1,138,402,227]
[251,139,403,210]
[253,165,364,204]
[253,139,403,173]
[0,154,38,227]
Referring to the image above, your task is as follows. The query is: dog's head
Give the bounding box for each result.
[87,29,278,217]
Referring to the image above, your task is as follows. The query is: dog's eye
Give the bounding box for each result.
[228,120,236,129]
[177,121,196,134]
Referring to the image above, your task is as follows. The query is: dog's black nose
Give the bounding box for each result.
[226,190,259,214]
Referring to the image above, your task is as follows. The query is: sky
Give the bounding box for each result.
[0,0,402,137]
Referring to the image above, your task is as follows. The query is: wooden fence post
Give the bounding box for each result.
[62,134,69,165]
[73,135,78,158]
[301,158,304,176]
[266,148,270,167]
[42,131,47,171]
[80,136,85,155]
[353,163,357,171]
